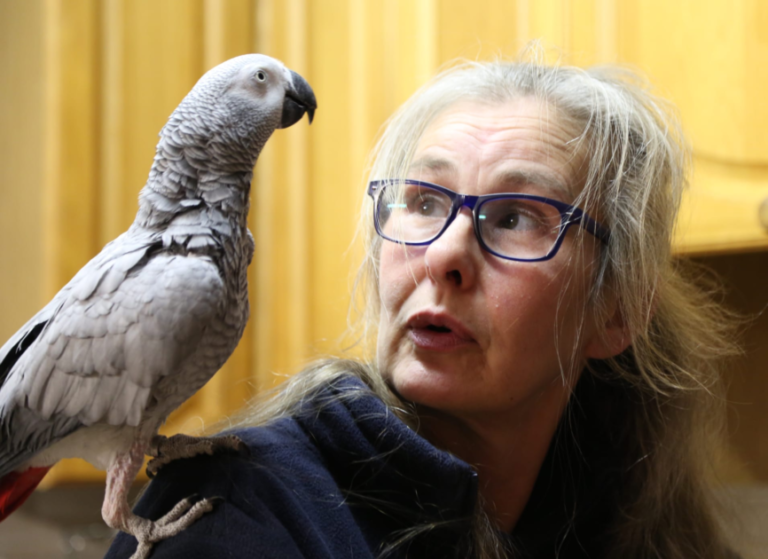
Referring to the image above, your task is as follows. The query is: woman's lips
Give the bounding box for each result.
[406,312,476,352]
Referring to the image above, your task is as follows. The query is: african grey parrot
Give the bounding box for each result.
[0,54,316,557]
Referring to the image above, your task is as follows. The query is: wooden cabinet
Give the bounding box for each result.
[616,1,768,255]
[1,0,766,485]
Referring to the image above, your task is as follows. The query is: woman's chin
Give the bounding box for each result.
[389,361,472,411]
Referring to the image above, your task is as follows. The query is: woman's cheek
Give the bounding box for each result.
[377,264,405,374]
[379,248,422,315]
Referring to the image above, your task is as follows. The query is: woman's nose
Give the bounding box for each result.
[423,208,479,289]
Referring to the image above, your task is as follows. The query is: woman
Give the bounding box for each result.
[108,57,737,558]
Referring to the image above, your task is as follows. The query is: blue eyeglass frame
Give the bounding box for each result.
[367,179,610,262]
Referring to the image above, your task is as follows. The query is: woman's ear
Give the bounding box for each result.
[584,304,632,360]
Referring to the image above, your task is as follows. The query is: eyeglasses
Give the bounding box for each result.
[367,179,610,262]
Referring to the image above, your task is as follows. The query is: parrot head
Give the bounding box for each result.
[160,54,317,167]
[224,55,317,130]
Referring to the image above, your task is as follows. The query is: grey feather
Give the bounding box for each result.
[46,334,68,360]
[0,407,81,475]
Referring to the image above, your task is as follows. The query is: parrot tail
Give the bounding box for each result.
[0,466,51,522]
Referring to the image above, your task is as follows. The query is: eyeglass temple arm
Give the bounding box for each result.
[570,210,610,244]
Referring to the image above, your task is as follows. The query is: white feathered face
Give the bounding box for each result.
[231,61,293,108]
[220,59,294,137]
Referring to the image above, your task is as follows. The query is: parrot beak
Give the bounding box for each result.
[280,70,317,128]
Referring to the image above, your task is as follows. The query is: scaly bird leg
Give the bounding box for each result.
[146,433,248,478]
[102,440,217,559]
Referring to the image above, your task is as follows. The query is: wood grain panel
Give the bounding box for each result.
[674,158,768,255]
[305,0,354,364]
[438,0,519,62]
[43,0,101,297]
[0,0,46,343]
[622,0,768,165]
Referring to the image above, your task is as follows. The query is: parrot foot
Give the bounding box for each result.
[104,442,222,558]
[146,433,249,478]
[126,495,218,559]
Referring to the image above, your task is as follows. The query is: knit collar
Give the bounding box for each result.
[293,376,479,527]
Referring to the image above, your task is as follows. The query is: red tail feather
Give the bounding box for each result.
[0,467,51,521]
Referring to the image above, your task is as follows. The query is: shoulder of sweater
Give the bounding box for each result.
[170,418,325,484]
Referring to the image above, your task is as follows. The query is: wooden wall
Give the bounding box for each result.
[1,0,766,485]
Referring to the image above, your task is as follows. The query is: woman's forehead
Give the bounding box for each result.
[411,98,587,197]
[419,97,578,141]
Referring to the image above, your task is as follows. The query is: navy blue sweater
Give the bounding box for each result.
[106,375,620,558]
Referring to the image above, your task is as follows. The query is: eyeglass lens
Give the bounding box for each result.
[377,181,564,260]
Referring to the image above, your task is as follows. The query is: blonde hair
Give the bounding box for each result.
[238,54,738,558]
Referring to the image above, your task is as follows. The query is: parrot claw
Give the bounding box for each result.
[125,496,218,559]
[145,433,249,478]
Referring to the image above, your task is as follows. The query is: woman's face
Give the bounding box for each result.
[376,98,607,424]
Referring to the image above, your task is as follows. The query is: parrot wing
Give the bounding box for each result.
[0,233,226,477]
[0,232,152,387]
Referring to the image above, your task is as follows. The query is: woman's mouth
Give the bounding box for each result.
[407,312,476,352]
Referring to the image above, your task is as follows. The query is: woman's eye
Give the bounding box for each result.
[404,193,440,216]
[496,210,532,230]
[411,194,449,217]
[483,202,548,232]
[500,213,520,229]
[417,198,436,215]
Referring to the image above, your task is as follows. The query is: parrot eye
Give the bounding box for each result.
[255,70,267,82]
